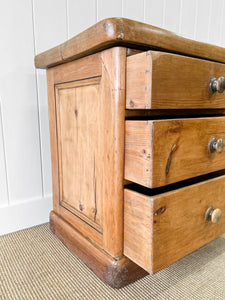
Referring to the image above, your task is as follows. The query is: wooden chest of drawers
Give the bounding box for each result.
[35,18,225,288]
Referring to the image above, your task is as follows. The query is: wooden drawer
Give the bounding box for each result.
[124,175,225,273]
[125,117,225,188]
[126,51,225,109]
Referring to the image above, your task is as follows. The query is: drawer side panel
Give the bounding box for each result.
[124,189,153,272]
[125,121,152,187]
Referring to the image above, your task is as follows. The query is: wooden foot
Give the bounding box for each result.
[50,211,148,288]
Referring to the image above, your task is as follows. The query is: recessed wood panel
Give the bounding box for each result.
[124,175,225,273]
[48,48,126,258]
[126,51,225,109]
[56,77,103,231]
[125,117,225,187]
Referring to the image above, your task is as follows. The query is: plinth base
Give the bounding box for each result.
[50,211,148,288]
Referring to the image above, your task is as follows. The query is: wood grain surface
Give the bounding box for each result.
[50,211,148,288]
[125,117,225,188]
[47,47,126,258]
[126,51,225,109]
[35,18,225,68]
[47,54,103,247]
[124,175,225,273]
[55,77,103,232]
[101,47,126,257]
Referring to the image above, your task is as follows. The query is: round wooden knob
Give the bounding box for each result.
[205,206,222,224]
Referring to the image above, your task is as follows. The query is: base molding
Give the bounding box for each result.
[50,211,148,288]
[0,196,52,236]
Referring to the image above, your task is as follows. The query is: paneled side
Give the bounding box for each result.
[56,78,103,231]
[48,48,126,256]
[67,0,97,38]
[47,54,103,247]
[0,0,42,202]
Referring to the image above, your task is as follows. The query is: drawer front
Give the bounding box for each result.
[126,50,225,109]
[124,175,225,273]
[125,117,225,188]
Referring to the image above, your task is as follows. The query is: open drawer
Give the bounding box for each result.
[126,50,225,109]
[124,175,225,273]
[125,117,225,188]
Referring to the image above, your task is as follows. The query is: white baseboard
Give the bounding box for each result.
[0,195,53,235]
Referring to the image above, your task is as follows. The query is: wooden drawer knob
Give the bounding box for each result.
[208,137,225,153]
[209,76,225,93]
[205,206,222,224]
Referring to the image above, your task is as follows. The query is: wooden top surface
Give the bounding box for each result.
[35,18,225,68]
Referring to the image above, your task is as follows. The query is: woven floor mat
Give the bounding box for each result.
[1,223,225,300]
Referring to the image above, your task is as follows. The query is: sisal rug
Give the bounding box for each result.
[1,223,225,299]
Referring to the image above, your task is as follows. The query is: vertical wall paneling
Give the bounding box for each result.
[208,0,224,46]
[122,0,144,21]
[220,1,225,47]
[32,0,68,197]
[35,70,52,197]
[97,0,122,21]
[144,0,164,27]
[67,0,97,38]
[195,0,211,43]
[0,0,42,203]
[0,102,8,207]
[1,0,225,235]
[163,0,181,33]
[179,0,197,39]
[32,0,67,54]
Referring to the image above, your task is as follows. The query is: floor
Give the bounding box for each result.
[1,223,225,299]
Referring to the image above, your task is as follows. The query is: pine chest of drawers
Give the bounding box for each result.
[35,18,225,288]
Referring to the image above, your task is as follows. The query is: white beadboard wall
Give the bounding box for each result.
[1,0,225,235]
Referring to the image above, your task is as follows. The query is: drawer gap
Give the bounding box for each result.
[125,109,225,120]
[126,169,225,196]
